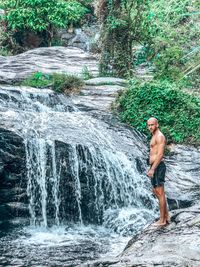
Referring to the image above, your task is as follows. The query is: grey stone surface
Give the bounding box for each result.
[0,47,98,84]
[81,85,124,96]
[0,128,26,220]
[165,145,200,207]
[60,25,100,52]
[85,77,127,86]
[72,84,125,112]
[84,206,200,266]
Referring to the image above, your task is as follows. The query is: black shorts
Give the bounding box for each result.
[151,161,166,188]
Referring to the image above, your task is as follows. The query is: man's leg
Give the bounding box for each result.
[154,185,167,225]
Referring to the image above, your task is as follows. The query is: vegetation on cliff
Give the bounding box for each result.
[21,72,85,94]
[115,79,200,145]
[97,0,200,145]
[97,0,200,82]
[0,0,90,52]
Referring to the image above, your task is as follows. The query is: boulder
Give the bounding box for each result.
[0,47,98,84]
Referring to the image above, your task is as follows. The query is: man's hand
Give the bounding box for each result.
[147,168,155,178]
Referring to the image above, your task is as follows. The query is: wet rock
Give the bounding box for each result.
[165,145,200,207]
[0,188,27,203]
[81,85,124,97]
[0,129,26,184]
[86,206,200,266]
[0,202,29,220]
[0,47,98,84]
[72,82,126,112]
[6,202,29,217]
[60,25,100,52]
[0,128,26,220]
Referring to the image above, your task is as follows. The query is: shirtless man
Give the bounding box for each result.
[147,117,169,226]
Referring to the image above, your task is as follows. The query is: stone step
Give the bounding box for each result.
[81,85,124,96]
[85,77,127,86]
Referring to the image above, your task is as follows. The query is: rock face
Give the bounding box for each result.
[0,128,27,220]
[0,47,98,84]
[85,205,200,267]
[60,25,100,52]
[165,145,200,209]
[72,77,127,112]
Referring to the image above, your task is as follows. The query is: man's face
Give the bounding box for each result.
[147,120,158,134]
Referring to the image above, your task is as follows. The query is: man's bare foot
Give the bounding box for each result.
[152,219,167,227]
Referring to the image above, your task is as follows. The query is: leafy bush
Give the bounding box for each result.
[20,72,84,94]
[52,73,84,94]
[0,47,11,56]
[81,66,93,80]
[21,72,51,88]
[64,1,89,26]
[143,0,200,81]
[0,0,88,47]
[116,79,200,145]
[153,46,184,80]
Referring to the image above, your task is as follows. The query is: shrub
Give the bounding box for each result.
[21,72,51,88]
[142,0,200,82]
[0,0,88,47]
[115,79,200,145]
[51,73,85,94]
[20,72,85,95]
[81,66,93,80]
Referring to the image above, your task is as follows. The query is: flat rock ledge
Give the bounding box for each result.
[0,46,98,84]
[83,205,200,267]
[85,77,127,86]
[72,83,126,112]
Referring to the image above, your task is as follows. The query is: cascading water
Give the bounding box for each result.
[0,85,158,266]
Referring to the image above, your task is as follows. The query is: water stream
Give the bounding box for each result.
[0,85,158,266]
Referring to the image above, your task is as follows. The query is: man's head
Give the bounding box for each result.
[147,117,159,134]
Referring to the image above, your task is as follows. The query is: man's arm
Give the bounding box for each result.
[148,135,165,177]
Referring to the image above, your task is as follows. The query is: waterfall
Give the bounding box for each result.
[25,138,62,227]
[0,85,157,234]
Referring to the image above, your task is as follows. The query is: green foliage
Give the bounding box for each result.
[141,0,200,81]
[1,0,88,31]
[64,1,89,26]
[81,66,93,80]
[98,0,149,77]
[0,25,13,55]
[0,48,10,56]
[116,79,200,145]
[1,0,67,32]
[20,72,84,94]
[98,0,199,81]
[51,73,84,94]
[0,0,88,48]
[154,46,184,80]
[21,72,51,88]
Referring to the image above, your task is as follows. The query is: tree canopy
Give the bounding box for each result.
[0,0,88,46]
